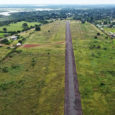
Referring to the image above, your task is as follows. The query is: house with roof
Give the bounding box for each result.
[8,35,18,40]
[10,35,18,40]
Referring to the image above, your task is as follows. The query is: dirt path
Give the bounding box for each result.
[65,21,82,115]
[23,42,64,48]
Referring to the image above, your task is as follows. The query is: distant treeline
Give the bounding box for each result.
[0,8,115,26]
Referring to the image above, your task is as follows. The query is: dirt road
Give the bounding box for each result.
[65,21,82,115]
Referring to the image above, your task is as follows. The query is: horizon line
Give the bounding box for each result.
[0,4,115,5]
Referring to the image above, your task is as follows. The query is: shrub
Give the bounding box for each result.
[100,82,105,87]
[22,23,29,30]
[18,30,21,33]
[97,32,101,36]
[2,67,9,73]
[0,81,15,90]
[105,36,108,39]
[103,47,107,50]
[89,44,96,49]
[3,28,7,33]
[11,64,19,69]
[94,36,98,39]
[96,45,101,49]
[1,39,10,45]
[35,25,41,31]
[18,40,22,43]
[31,58,36,66]
[15,50,22,54]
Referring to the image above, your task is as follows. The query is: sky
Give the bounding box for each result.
[0,0,115,5]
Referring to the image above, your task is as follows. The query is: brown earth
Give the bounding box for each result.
[23,42,65,48]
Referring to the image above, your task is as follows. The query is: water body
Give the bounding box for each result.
[0,10,20,16]
[0,8,61,16]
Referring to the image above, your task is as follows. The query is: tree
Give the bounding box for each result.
[97,32,101,36]
[3,28,7,33]
[112,22,115,25]
[103,21,107,25]
[22,23,28,30]
[1,39,10,45]
[35,25,41,31]
[18,40,22,44]
[81,20,86,24]
[94,36,98,39]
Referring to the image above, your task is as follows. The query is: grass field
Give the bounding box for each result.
[0,46,12,60]
[0,20,114,115]
[104,27,115,33]
[0,21,40,32]
[0,33,5,37]
[71,21,115,115]
[0,21,65,115]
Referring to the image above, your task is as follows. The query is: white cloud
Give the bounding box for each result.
[0,0,115,4]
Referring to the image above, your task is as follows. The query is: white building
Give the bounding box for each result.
[16,43,21,46]
[8,35,18,40]
[10,35,18,40]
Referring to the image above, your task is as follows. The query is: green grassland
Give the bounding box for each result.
[0,33,5,37]
[0,21,40,61]
[0,46,12,60]
[20,21,64,44]
[71,21,115,115]
[0,21,65,115]
[0,21,40,32]
[104,27,115,33]
[0,20,114,115]
[0,37,22,61]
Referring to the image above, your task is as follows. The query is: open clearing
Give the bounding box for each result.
[0,21,65,115]
[0,21,40,32]
[71,21,115,115]
[23,42,64,48]
[0,46,12,61]
[0,33,5,37]
[0,20,114,115]
[104,27,115,33]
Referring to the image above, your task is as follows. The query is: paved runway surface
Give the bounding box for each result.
[65,21,82,115]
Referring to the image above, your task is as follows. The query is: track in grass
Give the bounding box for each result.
[65,21,82,115]
[23,44,40,48]
[23,42,65,48]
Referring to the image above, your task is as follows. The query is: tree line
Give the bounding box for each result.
[0,8,115,27]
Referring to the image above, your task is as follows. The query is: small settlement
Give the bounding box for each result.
[96,23,115,38]
[0,35,22,48]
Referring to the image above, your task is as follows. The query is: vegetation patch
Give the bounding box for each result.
[71,21,114,115]
[0,21,65,115]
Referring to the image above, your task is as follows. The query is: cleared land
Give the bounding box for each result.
[0,46,12,61]
[0,20,114,115]
[0,21,65,115]
[0,21,40,32]
[0,21,40,63]
[71,21,115,115]
[104,27,115,33]
[0,33,5,37]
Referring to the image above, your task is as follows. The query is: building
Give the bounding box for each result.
[10,35,18,40]
[108,32,115,38]
[16,43,22,46]
[8,35,18,40]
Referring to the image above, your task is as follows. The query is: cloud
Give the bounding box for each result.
[0,0,115,4]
